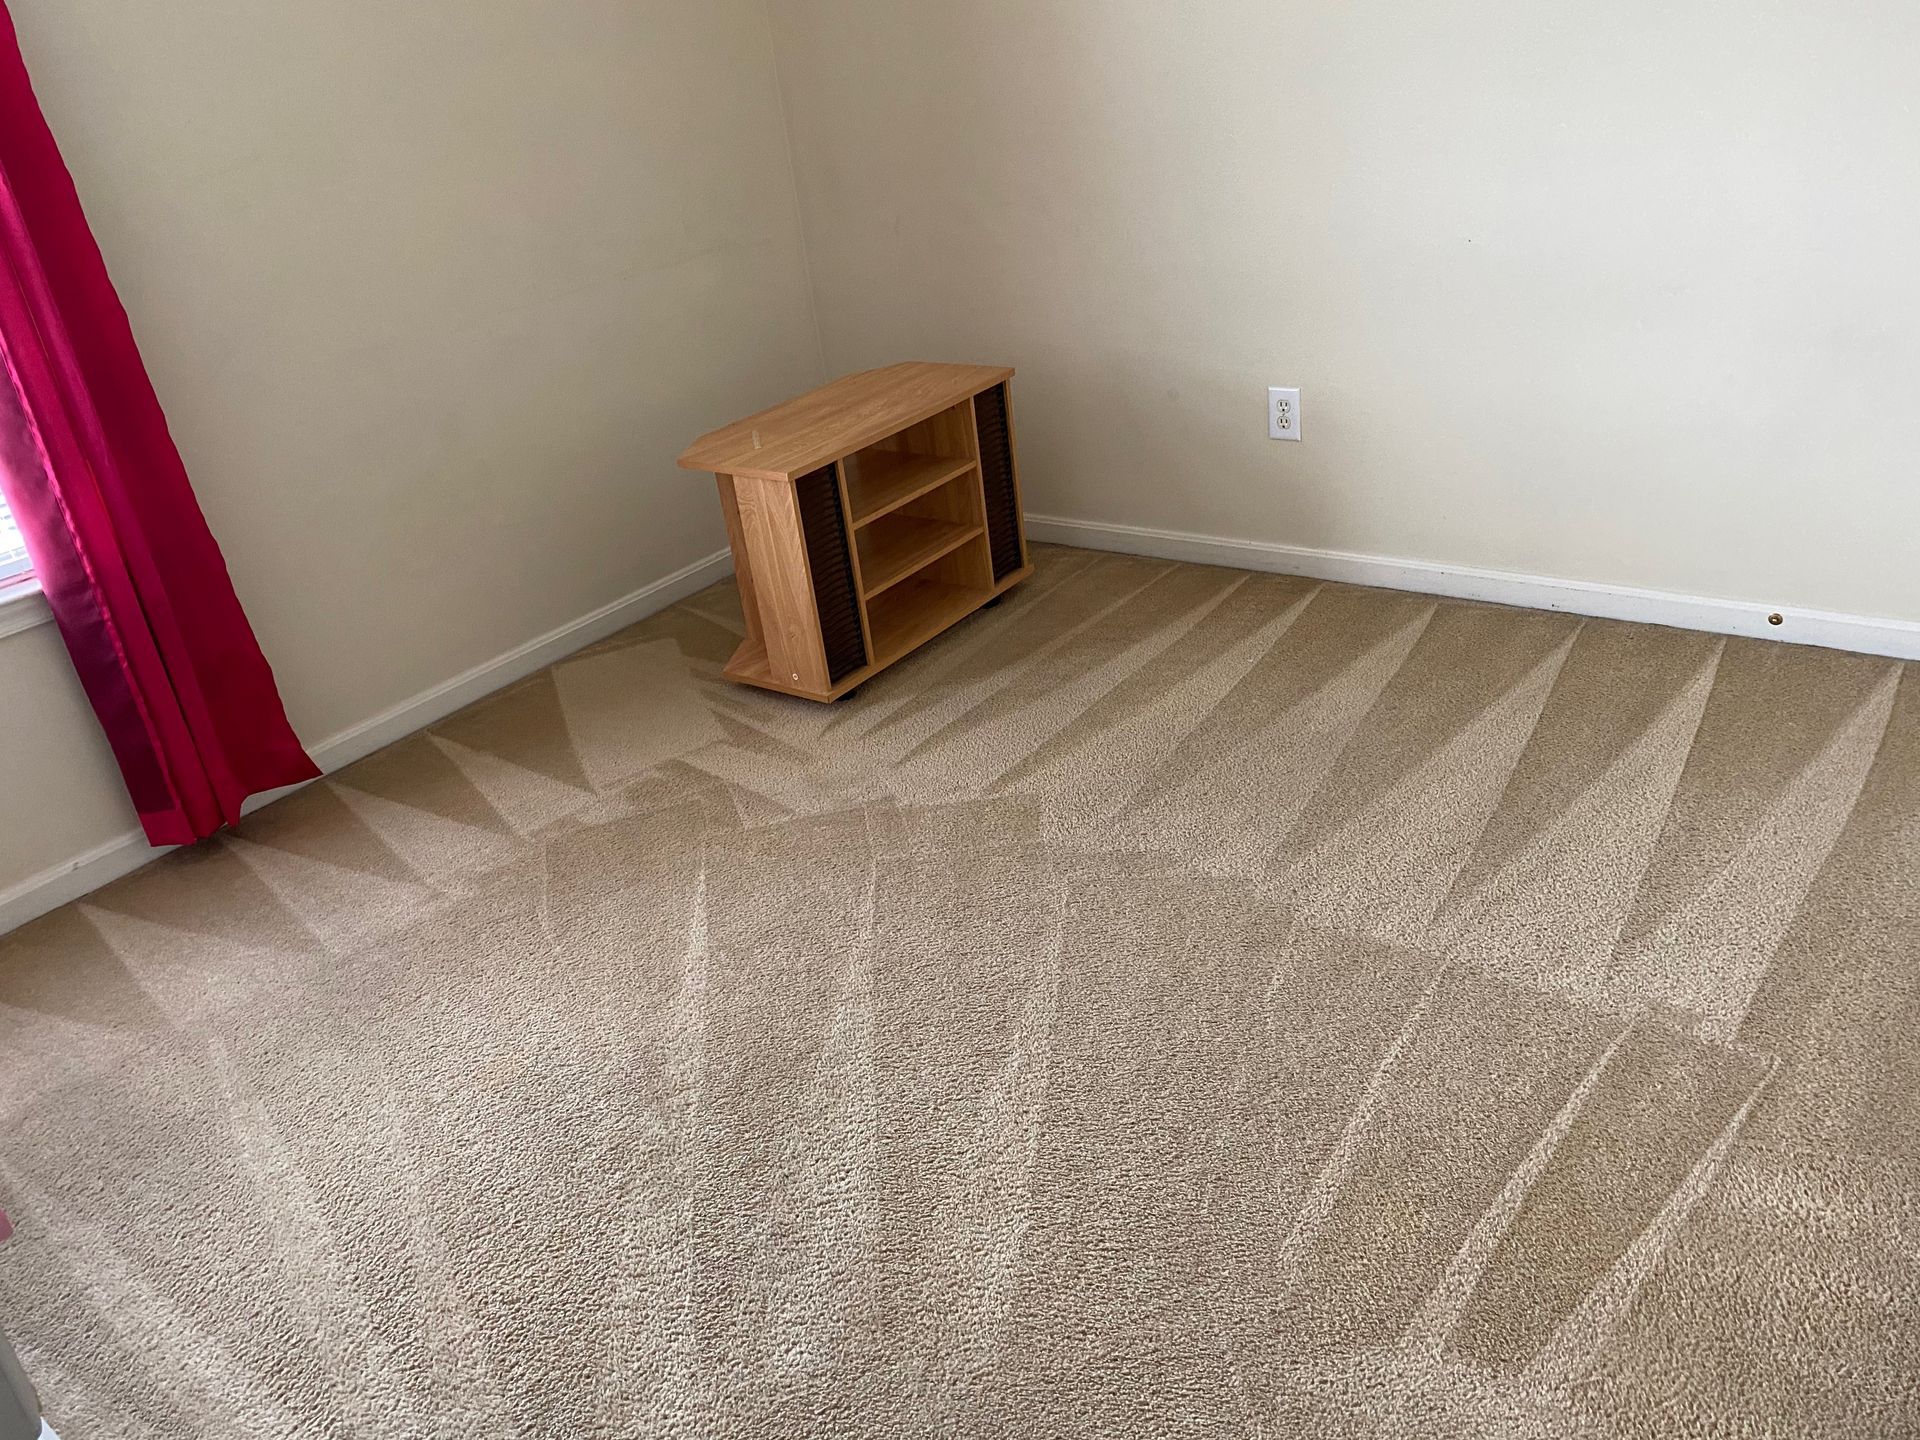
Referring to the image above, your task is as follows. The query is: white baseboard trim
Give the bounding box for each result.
[300,546,733,776]
[1027,515,1920,662]
[0,548,733,937]
[0,828,152,941]
[0,581,52,640]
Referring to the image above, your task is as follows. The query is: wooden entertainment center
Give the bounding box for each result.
[678,363,1031,702]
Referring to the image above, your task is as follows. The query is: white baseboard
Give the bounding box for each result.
[1027,515,1920,662]
[300,546,732,776]
[0,828,154,941]
[0,581,52,640]
[0,548,733,937]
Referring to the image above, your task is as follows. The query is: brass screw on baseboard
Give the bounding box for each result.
[1768,613,1784,626]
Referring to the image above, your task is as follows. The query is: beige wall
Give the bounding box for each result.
[0,2,820,894]
[767,1,1920,619]
[9,2,1920,907]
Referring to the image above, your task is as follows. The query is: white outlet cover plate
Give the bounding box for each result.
[1269,387,1301,441]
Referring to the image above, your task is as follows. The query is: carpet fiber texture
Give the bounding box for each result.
[2,545,1917,1438]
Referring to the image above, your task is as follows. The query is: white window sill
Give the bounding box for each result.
[0,580,50,640]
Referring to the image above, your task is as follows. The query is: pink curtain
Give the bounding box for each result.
[0,5,317,846]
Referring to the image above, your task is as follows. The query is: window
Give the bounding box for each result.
[0,490,31,589]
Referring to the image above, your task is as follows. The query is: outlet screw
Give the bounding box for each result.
[1768,613,1784,627]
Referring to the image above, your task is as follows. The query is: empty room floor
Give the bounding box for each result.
[2,544,1916,1438]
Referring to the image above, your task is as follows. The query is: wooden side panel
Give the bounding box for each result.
[715,473,764,654]
[732,472,831,694]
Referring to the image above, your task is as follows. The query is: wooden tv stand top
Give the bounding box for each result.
[677,362,1014,482]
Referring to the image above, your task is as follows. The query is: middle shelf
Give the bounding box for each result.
[843,450,978,528]
[857,512,985,598]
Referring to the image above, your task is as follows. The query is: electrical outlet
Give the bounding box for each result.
[1269,387,1301,441]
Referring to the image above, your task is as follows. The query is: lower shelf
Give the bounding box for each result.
[722,563,1034,702]
[866,574,989,665]
[859,514,983,598]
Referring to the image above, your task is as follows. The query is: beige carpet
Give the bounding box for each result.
[1,544,1916,1438]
